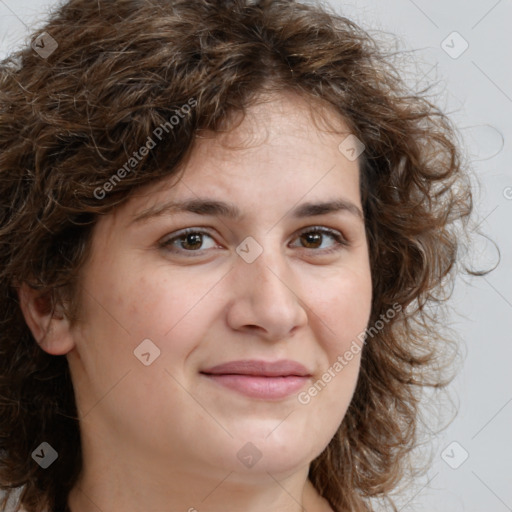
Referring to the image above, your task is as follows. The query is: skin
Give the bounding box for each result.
[19,92,372,512]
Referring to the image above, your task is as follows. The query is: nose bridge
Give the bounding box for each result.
[239,234,292,299]
[227,234,307,337]
[251,255,290,301]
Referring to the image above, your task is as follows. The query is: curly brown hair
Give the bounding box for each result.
[0,0,475,511]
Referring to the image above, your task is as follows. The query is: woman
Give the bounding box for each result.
[0,0,474,511]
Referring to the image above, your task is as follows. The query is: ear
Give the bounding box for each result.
[17,283,75,355]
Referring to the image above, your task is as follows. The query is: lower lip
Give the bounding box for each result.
[202,374,310,400]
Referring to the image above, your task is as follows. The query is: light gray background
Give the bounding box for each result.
[1,1,511,511]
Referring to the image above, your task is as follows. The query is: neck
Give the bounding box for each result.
[67,466,333,512]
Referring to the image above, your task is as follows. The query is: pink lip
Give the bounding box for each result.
[200,359,312,400]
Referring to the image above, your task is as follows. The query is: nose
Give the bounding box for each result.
[225,244,309,341]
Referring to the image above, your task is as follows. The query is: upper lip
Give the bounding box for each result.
[201,359,312,377]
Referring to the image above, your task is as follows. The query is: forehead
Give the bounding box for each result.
[113,92,362,227]
[210,91,354,154]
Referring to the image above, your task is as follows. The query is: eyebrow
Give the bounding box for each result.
[130,197,364,225]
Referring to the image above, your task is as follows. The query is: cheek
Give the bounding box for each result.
[300,268,371,411]
[119,273,224,369]
[71,274,212,428]
[300,278,369,438]
[116,272,209,337]
[308,268,372,348]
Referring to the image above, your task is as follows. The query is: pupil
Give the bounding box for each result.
[184,233,202,249]
[304,232,321,248]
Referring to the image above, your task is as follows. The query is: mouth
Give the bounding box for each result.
[200,359,312,400]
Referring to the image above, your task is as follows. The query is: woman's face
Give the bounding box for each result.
[66,93,372,481]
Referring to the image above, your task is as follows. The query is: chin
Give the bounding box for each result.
[212,428,322,477]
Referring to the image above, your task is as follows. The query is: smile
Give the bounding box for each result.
[200,359,312,400]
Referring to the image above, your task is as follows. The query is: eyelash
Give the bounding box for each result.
[159,226,349,256]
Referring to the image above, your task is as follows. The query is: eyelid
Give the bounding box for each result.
[291,225,349,252]
[295,225,348,243]
[159,225,350,256]
[159,226,220,253]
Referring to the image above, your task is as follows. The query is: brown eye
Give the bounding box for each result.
[291,227,348,253]
[179,233,203,250]
[161,229,218,254]
[300,231,323,249]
